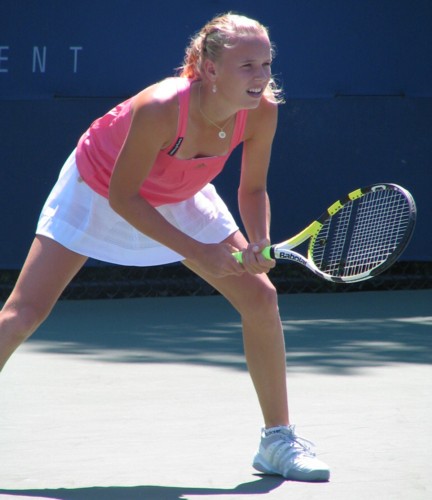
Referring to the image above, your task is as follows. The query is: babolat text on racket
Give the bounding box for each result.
[233,183,416,283]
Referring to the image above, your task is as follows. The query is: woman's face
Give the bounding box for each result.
[212,33,273,109]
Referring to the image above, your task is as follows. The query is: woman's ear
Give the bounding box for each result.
[202,58,218,83]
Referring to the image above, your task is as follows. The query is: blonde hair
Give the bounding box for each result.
[178,13,284,104]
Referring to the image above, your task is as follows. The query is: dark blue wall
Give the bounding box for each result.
[1,0,431,267]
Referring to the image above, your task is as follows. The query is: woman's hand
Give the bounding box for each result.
[240,238,275,275]
[187,241,246,279]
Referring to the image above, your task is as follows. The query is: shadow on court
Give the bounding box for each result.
[24,290,432,375]
[2,290,431,500]
[0,476,286,500]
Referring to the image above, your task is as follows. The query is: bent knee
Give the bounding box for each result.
[1,301,51,342]
[238,277,279,317]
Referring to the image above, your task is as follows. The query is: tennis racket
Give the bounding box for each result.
[233,183,416,283]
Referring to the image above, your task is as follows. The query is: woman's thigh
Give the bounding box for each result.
[4,235,87,317]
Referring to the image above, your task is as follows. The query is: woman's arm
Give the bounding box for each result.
[238,97,278,274]
[109,85,243,277]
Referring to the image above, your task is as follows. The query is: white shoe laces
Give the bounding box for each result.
[264,426,317,472]
[283,430,316,457]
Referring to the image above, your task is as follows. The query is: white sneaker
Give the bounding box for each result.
[253,425,330,482]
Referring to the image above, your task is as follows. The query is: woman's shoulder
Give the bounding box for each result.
[130,77,191,125]
[128,78,190,147]
[134,77,189,108]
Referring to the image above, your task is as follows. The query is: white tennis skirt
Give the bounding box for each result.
[36,150,239,266]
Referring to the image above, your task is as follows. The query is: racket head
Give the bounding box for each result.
[308,183,417,282]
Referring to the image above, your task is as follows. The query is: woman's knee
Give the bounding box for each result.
[238,276,279,318]
[1,299,52,342]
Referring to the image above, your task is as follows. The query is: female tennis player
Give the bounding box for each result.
[0,13,329,481]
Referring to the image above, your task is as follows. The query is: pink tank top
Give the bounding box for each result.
[76,78,248,207]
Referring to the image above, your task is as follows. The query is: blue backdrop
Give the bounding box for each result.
[1,0,431,267]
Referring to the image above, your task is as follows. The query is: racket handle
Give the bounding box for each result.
[232,246,272,264]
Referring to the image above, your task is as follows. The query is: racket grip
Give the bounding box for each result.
[232,246,272,264]
[232,251,244,263]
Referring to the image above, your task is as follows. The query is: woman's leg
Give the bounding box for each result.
[184,230,289,428]
[0,235,88,371]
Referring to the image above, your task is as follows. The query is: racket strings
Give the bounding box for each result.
[346,190,412,274]
[311,189,412,277]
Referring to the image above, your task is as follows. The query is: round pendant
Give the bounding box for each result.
[218,130,226,139]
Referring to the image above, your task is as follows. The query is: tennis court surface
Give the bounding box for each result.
[1,289,431,500]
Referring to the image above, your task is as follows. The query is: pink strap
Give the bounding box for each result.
[165,78,248,155]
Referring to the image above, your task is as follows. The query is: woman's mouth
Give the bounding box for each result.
[247,87,264,97]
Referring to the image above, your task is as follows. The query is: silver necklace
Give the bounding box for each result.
[198,84,234,139]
